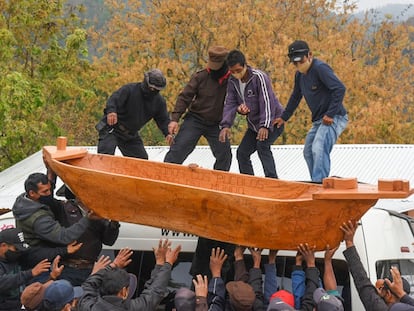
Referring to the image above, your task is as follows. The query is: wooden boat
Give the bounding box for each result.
[43,137,413,250]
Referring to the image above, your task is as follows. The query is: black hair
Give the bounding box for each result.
[24,173,49,194]
[227,50,246,67]
[100,268,130,296]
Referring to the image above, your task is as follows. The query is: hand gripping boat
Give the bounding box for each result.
[43,137,414,250]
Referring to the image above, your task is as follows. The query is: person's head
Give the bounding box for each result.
[0,228,30,262]
[100,267,131,299]
[207,46,229,70]
[21,280,53,311]
[266,298,295,311]
[227,50,248,81]
[287,40,313,74]
[42,279,83,311]
[24,173,52,203]
[226,281,256,311]
[313,288,344,311]
[270,290,294,307]
[174,287,196,311]
[141,68,166,98]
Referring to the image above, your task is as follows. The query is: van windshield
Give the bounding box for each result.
[376,259,414,295]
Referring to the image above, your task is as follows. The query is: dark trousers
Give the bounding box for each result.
[190,237,235,283]
[59,266,92,286]
[164,114,232,171]
[97,128,148,159]
[237,125,284,178]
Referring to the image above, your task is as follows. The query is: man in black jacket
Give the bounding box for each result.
[0,228,52,311]
[97,68,173,159]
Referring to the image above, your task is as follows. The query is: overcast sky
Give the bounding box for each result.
[356,0,413,11]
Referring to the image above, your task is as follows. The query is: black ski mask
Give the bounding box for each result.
[141,79,160,99]
[210,62,229,81]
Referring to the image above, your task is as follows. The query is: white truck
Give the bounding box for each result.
[1,206,414,310]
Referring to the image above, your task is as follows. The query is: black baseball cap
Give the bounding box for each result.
[0,228,30,251]
[288,40,310,62]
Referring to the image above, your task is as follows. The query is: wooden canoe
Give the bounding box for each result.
[43,137,414,250]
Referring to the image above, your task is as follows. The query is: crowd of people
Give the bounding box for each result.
[0,41,409,311]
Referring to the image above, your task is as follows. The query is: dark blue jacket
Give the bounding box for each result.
[282,58,346,122]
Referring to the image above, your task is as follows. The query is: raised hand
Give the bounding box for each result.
[248,247,263,268]
[32,259,51,277]
[268,249,278,264]
[324,244,338,262]
[92,255,112,274]
[153,239,172,265]
[50,255,64,280]
[111,247,133,269]
[234,245,246,261]
[210,247,228,278]
[166,244,181,266]
[67,241,83,254]
[193,274,208,298]
[340,220,358,248]
[298,243,316,268]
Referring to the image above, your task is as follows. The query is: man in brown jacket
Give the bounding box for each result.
[164,46,232,171]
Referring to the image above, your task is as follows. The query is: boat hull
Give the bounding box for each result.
[42,140,412,250]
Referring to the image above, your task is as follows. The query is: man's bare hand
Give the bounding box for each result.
[67,241,83,254]
[153,239,172,265]
[273,117,285,128]
[107,112,118,126]
[112,247,133,269]
[324,244,338,262]
[168,121,179,135]
[50,255,63,280]
[298,243,316,268]
[32,259,51,277]
[340,220,357,248]
[92,255,112,274]
[193,274,208,297]
[237,103,250,115]
[256,128,268,141]
[166,245,181,266]
[210,247,228,278]
[219,128,231,143]
[322,115,334,125]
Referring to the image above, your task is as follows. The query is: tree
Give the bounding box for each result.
[0,0,94,170]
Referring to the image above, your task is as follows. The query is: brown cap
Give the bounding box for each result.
[226,281,255,311]
[207,46,229,70]
[21,280,53,310]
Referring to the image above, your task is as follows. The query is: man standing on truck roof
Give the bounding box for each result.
[96,68,173,159]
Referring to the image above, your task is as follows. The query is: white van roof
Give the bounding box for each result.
[1,144,414,211]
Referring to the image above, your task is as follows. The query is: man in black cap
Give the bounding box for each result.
[0,228,52,311]
[96,68,172,159]
[274,40,348,183]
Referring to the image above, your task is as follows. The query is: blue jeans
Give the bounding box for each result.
[237,125,284,178]
[303,114,348,182]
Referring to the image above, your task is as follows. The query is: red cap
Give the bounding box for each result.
[270,289,295,307]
